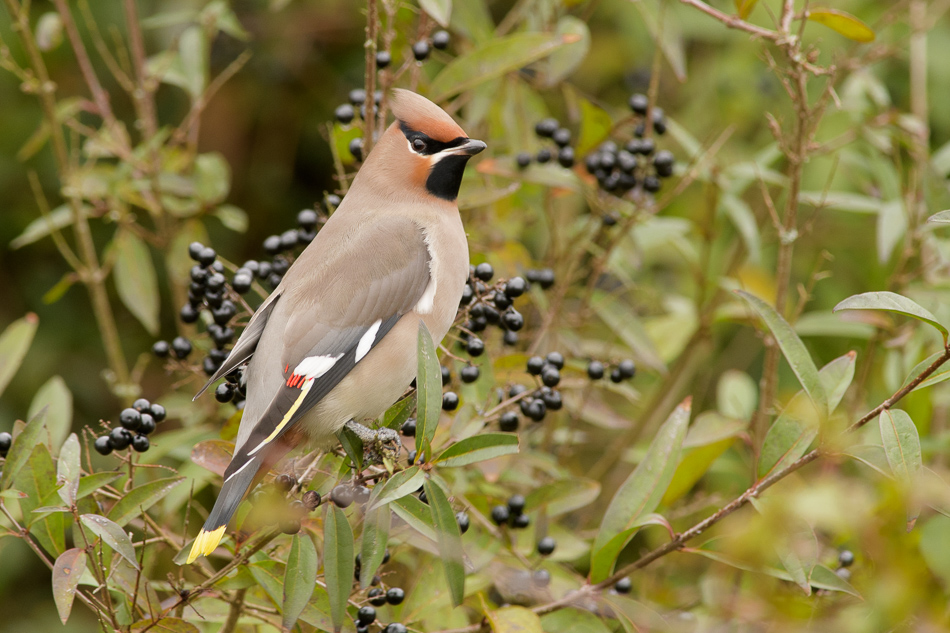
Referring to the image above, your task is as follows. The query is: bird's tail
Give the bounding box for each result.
[186,457,260,564]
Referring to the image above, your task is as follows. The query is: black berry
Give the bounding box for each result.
[412,40,430,61]
[331,485,354,508]
[149,403,166,422]
[537,537,556,556]
[536,268,555,289]
[499,412,519,432]
[456,511,470,534]
[516,152,531,168]
[386,587,405,605]
[442,392,459,411]
[197,247,217,267]
[441,365,451,385]
[546,352,565,369]
[629,93,648,115]
[335,104,355,125]
[474,262,494,281]
[131,435,150,453]
[400,418,416,437]
[614,577,632,594]
[541,367,560,387]
[375,51,391,68]
[552,128,572,147]
[138,414,156,435]
[119,408,142,431]
[839,550,855,568]
[357,606,376,626]
[303,490,322,511]
[93,436,112,456]
[152,340,170,358]
[610,368,623,383]
[350,138,364,161]
[587,361,605,379]
[507,494,526,515]
[466,337,484,357]
[432,30,450,50]
[368,587,387,606]
[491,505,510,525]
[526,356,545,375]
[502,309,524,331]
[172,337,192,359]
[188,241,204,261]
[215,382,234,403]
[109,427,132,450]
[460,365,480,383]
[510,513,530,529]
[385,624,408,633]
[536,148,551,163]
[618,359,636,379]
[348,89,366,105]
[535,118,559,138]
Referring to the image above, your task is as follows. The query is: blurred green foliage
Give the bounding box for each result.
[2,0,950,631]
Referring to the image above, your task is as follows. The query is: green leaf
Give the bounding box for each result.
[819,351,856,412]
[799,190,883,213]
[736,290,827,413]
[113,229,160,335]
[433,433,519,467]
[735,0,758,19]
[212,204,247,232]
[20,443,66,555]
[424,479,464,606]
[419,0,451,27]
[52,548,86,624]
[834,291,948,344]
[338,424,364,471]
[759,392,819,478]
[879,409,921,486]
[194,152,231,204]
[877,200,906,263]
[391,495,437,541]
[382,395,415,430]
[10,205,89,250]
[720,194,761,264]
[0,407,46,490]
[928,210,950,224]
[525,478,600,517]
[359,503,390,588]
[429,32,579,101]
[0,313,38,399]
[57,434,80,506]
[282,533,318,631]
[807,7,875,42]
[28,375,72,449]
[576,97,613,157]
[591,398,691,582]
[540,607,613,633]
[107,477,185,527]
[323,504,354,632]
[808,563,860,596]
[487,606,544,633]
[77,472,123,500]
[178,25,208,98]
[717,370,758,421]
[591,291,665,372]
[662,437,733,505]
[368,466,426,511]
[416,322,442,458]
[544,16,590,87]
[80,514,139,569]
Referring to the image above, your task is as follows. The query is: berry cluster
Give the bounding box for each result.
[490,494,531,529]
[411,29,450,62]
[355,550,409,633]
[459,262,528,351]
[0,431,12,458]
[835,549,855,581]
[94,398,167,455]
[255,202,335,289]
[586,358,636,383]
[515,117,576,169]
[584,94,675,199]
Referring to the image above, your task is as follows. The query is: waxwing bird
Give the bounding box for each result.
[187,89,485,563]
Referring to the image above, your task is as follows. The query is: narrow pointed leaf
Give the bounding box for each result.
[52,548,86,624]
[424,479,465,606]
[28,376,72,449]
[834,291,948,343]
[807,8,875,42]
[368,466,425,511]
[429,33,578,101]
[80,514,139,569]
[735,0,759,19]
[488,606,544,633]
[113,230,160,335]
[282,533,318,631]
[591,398,691,582]
[419,0,451,27]
[416,322,442,457]
[338,424,364,471]
[382,395,415,430]
[879,409,921,485]
[57,434,81,506]
[0,313,38,399]
[758,393,819,478]
[359,503,391,588]
[391,495,437,541]
[107,477,185,527]
[0,407,46,490]
[77,471,122,500]
[736,290,827,413]
[433,433,519,467]
[323,505,354,632]
[928,210,950,224]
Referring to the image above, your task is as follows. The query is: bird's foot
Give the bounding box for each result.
[343,420,401,465]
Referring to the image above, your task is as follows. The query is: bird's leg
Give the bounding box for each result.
[343,420,401,464]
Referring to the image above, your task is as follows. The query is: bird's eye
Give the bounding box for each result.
[412,138,427,153]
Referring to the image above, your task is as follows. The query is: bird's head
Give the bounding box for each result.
[359,89,486,203]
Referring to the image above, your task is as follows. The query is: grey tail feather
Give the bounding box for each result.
[202,459,259,532]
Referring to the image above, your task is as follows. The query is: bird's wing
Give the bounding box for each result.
[221,216,432,481]
[194,293,282,399]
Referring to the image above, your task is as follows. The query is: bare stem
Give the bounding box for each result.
[362,0,379,157]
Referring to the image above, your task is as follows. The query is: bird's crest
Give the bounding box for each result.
[390,89,466,142]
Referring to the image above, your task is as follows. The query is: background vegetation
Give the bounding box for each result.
[2,0,950,631]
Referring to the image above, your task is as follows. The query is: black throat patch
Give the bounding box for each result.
[425,155,470,201]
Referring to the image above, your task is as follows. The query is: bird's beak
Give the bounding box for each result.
[451,138,487,156]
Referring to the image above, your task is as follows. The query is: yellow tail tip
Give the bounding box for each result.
[186,526,227,564]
